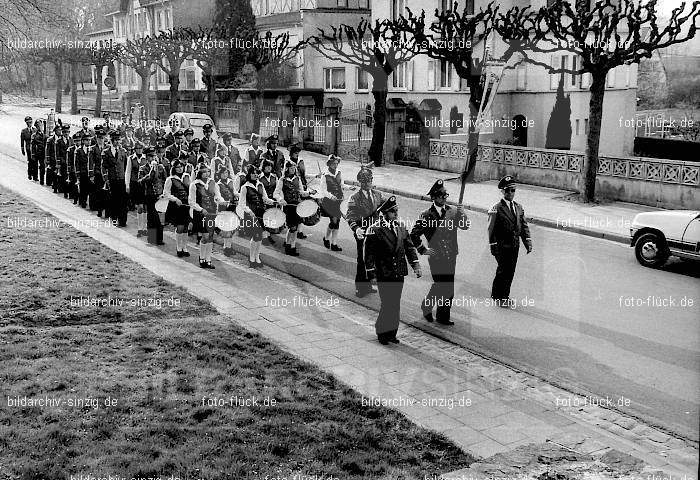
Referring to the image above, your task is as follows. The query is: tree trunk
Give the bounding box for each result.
[582,71,606,203]
[169,73,180,116]
[95,65,103,118]
[253,88,263,133]
[368,74,388,167]
[206,74,216,126]
[70,62,78,114]
[458,97,481,203]
[139,69,150,118]
[54,62,63,113]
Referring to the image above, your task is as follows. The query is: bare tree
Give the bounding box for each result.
[404,2,501,194]
[150,28,195,116]
[29,45,69,112]
[495,0,700,202]
[308,17,423,166]
[120,35,158,118]
[188,25,229,125]
[85,42,121,118]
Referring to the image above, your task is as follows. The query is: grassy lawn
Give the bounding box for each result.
[0,186,473,480]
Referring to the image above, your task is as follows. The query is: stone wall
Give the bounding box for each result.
[429,139,700,209]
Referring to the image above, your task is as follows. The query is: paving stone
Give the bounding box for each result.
[481,424,529,445]
[467,439,510,459]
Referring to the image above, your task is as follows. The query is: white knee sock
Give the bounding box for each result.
[254,240,262,262]
[290,235,297,248]
[286,231,294,245]
[331,229,339,245]
[249,239,255,261]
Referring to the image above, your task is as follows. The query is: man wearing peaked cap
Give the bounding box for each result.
[55,124,73,198]
[411,179,470,324]
[346,166,384,297]
[364,195,421,345]
[488,175,532,308]
[165,130,185,163]
[46,124,62,191]
[21,115,36,181]
[201,123,217,159]
[101,130,129,227]
[261,133,285,177]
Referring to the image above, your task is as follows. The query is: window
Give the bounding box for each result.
[625,64,630,87]
[324,67,346,90]
[359,0,369,7]
[337,0,347,6]
[571,56,578,86]
[550,55,559,89]
[427,60,436,90]
[516,65,526,90]
[575,119,580,135]
[442,0,473,14]
[439,60,452,89]
[356,68,368,91]
[391,0,404,20]
[392,63,406,89]
[580,72,591,89]
[185,70,195,90]
[584,118,589,135]
[607,68,616,88]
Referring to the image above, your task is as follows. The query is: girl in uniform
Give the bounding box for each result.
[216,166,238,256]
[236,165,275,268]
[274,161,314,257]
[125,142,149,237]
[163,160,191,258]
[259,159,278,245]
[189,164,226,269]
[319,154,344,251]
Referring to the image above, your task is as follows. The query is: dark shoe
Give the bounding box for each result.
[290,247,299,257]
[255,261,263,268]
[223,247,233,256]
[157,241,166,246]
[436,319,455,325]
[199,259,207,268]
[97,211,102,217]
[177,250,184,258]
[249,260,256,268]
[182,251,190,257]
[267,235,276,245]
[355,289,370,298]
[206,261,215,269]
[136,230,144,238]
[297,232,307,239]
[378,337,389,345]
[323,238,330,249]
[389,337,400,344]
[422,311,434,323]
[331,244,342,252]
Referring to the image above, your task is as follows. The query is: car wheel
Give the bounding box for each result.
[634,232,669,268]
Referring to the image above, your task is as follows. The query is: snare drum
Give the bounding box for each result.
[214,211,240,232]
[297,199,321,226]
[263,207,286,234]
[155,197,169,225]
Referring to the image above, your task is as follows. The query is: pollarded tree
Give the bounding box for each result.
[495,0,700,202]
[85,42,121,118]
[188,25,229,125]
[150,28,195,115]
[403,2,503,193]
[309,16,425,166]
[29,45,69,113]
[120,35,158,118]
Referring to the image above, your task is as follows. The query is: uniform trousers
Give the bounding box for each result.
[355,237,372,293]
[424,259,456,321]
[107,181,128,227]
[145,195,164,245]
[376,279,404,341]
[491,246,519,300]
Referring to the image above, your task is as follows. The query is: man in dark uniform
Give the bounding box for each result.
[67,132,82,204]
[260,134,285,177]
[101,130,128,227]
[21,116,35,180]
[183,127,195,150]
[411,179,470,325]
[31,120,46,185]
[165,130,185,162]
[45,124,61,190]
[56,124,73,198]
[79,116,95,138]
[74,132,92,208]
[346,166,384,297]
[201,123,217,159]
[89,126,108,216]
[488,175,533,307]
[364,196,421,344]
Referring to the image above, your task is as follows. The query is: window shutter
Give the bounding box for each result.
[427,60,435,91]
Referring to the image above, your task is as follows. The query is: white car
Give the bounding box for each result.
[167,112,218,141]
[630,210,700,267]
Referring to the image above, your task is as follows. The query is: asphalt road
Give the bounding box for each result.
[1,103,698,441]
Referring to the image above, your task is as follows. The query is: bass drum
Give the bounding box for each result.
[297,199,321,226]
[155,197,169,225]
[263,207,286,234]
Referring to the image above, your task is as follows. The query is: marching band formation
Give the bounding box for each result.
[19,112,533,345]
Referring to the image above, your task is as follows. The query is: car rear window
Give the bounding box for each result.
[188,118,211,127]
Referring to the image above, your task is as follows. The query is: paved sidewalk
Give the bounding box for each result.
[1,151,697,479]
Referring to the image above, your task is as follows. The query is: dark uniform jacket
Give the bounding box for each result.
[138,162,167,197]
[364,220,419,281]
[74,146,90,176]
[45,135,57,168]
[88,143,106,178]
[346,189,384,235]
[487,199,532,250]
[21,127,34,157]
[201,137,217,159]
[56,136,72,172]
[31,132,46,162]
[410,204,469,270]
[101,146,127,185]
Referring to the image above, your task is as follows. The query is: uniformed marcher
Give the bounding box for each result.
[244,133,262,171]
[74,132,92,208]
[260,134,285,177]
[67,132,82,204]
[55,125,73,198]
[126,142,148,235]
[88,126,108,216]
[30,120,46,185]
[364,196,421,345]
[21,116,36,180]
[165,130,185,162]
[79,116,94,138]
[139,146,168,245]
[411,179,470,324]
[45,124,61,191]
[183,127,195,149]
[488,176,533,307]
[101,130,129,227]
[346,166,384,297]
[200,123,217,159]
[318,154,343,251]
